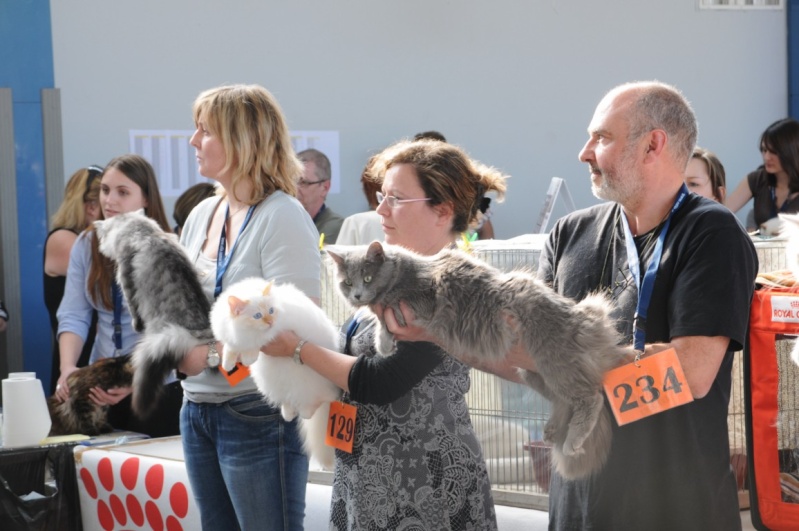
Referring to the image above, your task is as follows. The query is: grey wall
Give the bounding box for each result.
[50,1,787,238]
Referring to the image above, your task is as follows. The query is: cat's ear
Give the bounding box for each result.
[133,208,146,217]
[262,280,273,296]
[326,248,345,267]
[366,241,386,263]
[228,295,249,316]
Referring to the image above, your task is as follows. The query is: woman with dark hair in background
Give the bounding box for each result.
[726,118,799,230]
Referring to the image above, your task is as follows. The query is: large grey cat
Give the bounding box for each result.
[326,240,627,479]
[95,210,213,417]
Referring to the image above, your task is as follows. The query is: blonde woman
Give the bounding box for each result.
[176,84,320,530]
[44,165,102,393]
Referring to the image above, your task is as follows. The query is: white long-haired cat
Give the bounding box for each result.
[210,277,341,468]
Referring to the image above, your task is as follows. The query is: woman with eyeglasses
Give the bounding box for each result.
[55,155,182,436]
[262,138,506,530]
[44,165,103,394]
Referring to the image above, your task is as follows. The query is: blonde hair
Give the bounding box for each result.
[372,139,508,233]
[50,167,101,231]
[192,84,304,203]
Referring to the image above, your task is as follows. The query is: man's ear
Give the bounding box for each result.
[645,130,668,159]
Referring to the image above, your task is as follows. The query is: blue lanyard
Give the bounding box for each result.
[621,184,689,352]
[111,281,123,352]
[215,203,256,299]
[344,308,367,355]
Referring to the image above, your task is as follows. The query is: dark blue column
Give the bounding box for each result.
[0,1,56,383]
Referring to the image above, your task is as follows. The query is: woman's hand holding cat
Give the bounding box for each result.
[378,302,439,345]
[89,386,131,406]
[55,366,80,402]
[260,330,301,358]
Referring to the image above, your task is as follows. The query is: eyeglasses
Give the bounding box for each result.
[375,192,431,208]
[298,179,327,187]
[84,165,104,199]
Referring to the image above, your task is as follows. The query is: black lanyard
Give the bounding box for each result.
[770,186,792,218]
[214,203,256,299]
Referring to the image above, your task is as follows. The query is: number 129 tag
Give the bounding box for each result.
[326,401,357,453]
[603,348,693,426]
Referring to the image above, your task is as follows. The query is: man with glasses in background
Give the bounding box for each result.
[297,148,344,244]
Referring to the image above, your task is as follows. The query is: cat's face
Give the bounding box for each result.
[227,281,278,329]
[95,209,148,259]
[327,242,392,307]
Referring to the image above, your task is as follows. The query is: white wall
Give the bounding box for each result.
[50,1,787,238]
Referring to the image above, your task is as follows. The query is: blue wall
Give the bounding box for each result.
[0,1,55,385]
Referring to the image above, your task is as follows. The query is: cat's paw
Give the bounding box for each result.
[281,404,298,421]
[376,327,397,356]
[561,434,587,457]
[221,349,239,372]
[240,350,260,366]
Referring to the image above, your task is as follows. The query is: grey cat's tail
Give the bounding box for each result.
[551,406,612,480]
[299,402,336,470]
[132,324,213,418]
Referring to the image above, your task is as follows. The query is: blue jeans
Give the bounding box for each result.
[181,394,309,530]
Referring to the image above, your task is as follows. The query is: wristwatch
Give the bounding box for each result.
[206,341,220,369]
[293,340,307,365]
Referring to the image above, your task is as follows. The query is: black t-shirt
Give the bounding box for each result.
[747,166,799,228]
[538,194,757,531]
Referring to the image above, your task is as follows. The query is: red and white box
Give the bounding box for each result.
[74,436,200,531]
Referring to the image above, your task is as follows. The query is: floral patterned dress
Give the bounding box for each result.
[329,318,498,530]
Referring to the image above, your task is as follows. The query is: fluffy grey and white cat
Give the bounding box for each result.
[211,277,341,469]
[326,241,627,480]
[95,210,213,418]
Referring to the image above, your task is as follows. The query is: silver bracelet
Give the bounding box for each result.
[293,339,307,365]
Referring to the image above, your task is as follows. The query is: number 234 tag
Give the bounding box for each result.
[603,348,694,426]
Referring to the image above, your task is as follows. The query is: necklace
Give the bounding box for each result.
[600,208,666,300]
[227,202,248,219]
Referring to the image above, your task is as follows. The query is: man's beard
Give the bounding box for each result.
[591,149,644,205]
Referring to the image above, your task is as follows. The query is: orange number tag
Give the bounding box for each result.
[220,362,250,387]
[325,400,357,453]
[603,348,693,426]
